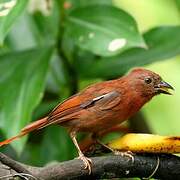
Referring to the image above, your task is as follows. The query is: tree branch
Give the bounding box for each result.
[0,152,179,180]
[0,152,32,175]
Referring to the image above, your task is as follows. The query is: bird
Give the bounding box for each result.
[0,68,174,174]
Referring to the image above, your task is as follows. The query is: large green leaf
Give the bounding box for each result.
[0,47,53,153]
[65,5,145,56]
[60,0,113,17]
[77,26,180,78]
[0,0,28,44]
[65,0,112,11]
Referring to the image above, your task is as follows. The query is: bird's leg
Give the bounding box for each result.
[79,134,97,153]
[79,125,131,153]
[70,131,92,174]
[93,134,134,162]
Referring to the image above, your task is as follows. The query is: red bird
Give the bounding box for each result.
[0,68,174,173]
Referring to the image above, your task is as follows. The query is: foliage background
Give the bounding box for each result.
[0,0,179,174]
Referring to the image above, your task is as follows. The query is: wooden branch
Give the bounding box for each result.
[0,152,32,174]
[0,152,179,180]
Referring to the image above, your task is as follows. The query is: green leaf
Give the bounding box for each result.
[0,0,28,44]
[77,26,180,78]
[73,0,112,6]
[66,0,112,10]
[60,0,112,15]
[65,5,145,56]
[0,47,53,154]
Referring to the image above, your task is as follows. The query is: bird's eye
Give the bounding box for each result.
[144,77,152,84]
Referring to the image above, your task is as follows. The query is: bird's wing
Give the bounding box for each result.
[48,94,82,120]
[46,91,121,126]
[80,91,121,110]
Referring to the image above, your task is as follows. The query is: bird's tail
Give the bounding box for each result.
[0,117,48,147]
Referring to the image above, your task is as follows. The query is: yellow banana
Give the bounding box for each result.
[108,133,180,153]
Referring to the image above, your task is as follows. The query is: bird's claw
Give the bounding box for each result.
[78,155,92,174]
[113,150,134,162]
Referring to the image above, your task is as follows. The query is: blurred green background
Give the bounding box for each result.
[0,0,179,173]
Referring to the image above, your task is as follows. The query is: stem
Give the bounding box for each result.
[56,1,78,95]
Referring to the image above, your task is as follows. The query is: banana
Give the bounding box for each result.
[108,133,180,153]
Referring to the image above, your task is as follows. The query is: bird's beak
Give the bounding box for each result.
[155,81,174,95]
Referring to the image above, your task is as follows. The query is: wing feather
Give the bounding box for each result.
[45,90,121,127]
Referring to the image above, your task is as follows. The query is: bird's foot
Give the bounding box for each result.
[113,150,134,162]
[78,154,92,174]
[95,139,134,162]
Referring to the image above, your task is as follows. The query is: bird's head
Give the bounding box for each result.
[127,68,174,98]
